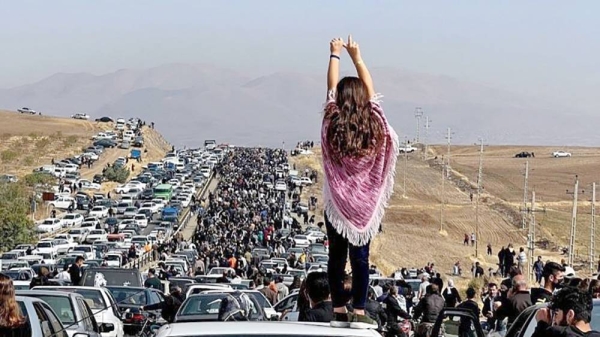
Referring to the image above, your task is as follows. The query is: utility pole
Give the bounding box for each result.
[568,176,580,267]
[475,139,484,257]
[414,108,423,143]
[591,182,596,274]
[440,156,446,232]
[522,161,529,229]
[403,136,408,198]
[528,191,536,281]
[423,116,431,160]
[445,128,453,178]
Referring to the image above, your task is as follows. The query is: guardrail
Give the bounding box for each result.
[123,171,215,270]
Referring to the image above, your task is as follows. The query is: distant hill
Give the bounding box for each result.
[1,63,597,147]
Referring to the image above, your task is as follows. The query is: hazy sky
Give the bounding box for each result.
[2,1,599,107]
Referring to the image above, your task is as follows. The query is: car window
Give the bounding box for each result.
[33,295,75,325]
[77,298,96,332]
[40,302,68,337]
[33,302,54,337]
[149,290,162,305]
[275,294,296,312]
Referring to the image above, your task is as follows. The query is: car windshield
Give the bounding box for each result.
[107,287,148,305]
[295,235,307,240]
[83,269,141,287]
[92,207,103,211]
[34,295,76,324]
[179,294,226,317]
[37,242,51,248]
[75,246,91,252]
[64,215,75,220]
[53,288,106,310]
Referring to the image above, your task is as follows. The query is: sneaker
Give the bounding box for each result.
[349,313,378,329]
[330,312,353,328]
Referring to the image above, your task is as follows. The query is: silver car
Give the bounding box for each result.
[17,290,113,337]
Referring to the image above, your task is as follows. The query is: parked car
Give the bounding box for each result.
[17,290,110,337]
[553,150,572,158]
[14,296,69,337]
[106,286,165,335]
[18,107,37,114]
[71,113,90,120]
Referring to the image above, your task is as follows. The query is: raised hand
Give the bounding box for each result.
[343,34,361,62]
[330,37,344,56]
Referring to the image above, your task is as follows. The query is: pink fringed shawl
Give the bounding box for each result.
[321,92,399,246]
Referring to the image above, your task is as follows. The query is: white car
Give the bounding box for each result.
[81,217,100,228]
[34,241,57,255]
[61,213,84,227]
[114,184,135,194]
[553,151,572,158]
[104,253,122,267]
[89,206,109,218]
[48,196,75,210]
[123,207,138,218]
[51,239,72,255]
[293,235,310,248]
[37,218,62,233]
[275,181,287,191]
[73,245,96,260]
[82,152,100,161]
[133,214,148,228]
[78,179,101,190]
[305,231,326,244]
[18,107,37,114]
[151,199,167,210]
[118,219,137,230]
[68,228,89,243]
[86,230,108,243]
[71,113,90,120]
[32,286,125,337]
[399,145,418,153]
[299,177,313,186]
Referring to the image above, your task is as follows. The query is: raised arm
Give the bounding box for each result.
[344,35,375,99]
[327,38,344,97]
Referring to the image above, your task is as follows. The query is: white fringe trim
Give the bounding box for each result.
[323,123,400,246]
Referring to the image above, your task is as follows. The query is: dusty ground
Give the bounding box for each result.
[289,144,589,290]
[0,109,171,218]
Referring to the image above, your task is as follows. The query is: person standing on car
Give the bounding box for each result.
[322,35,398,330]
[532,286,600,337]
[412,284,445,337]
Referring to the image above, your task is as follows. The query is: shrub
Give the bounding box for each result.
[62,135,79,147]
[28,132,39,140]
[35,137,51,150]
[23,156,35,166]
[0,182,35,252]
[22,172,55,187]
[104,166,130,183]
[0,150,18,163]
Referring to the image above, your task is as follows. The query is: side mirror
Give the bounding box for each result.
[100,323,115,332]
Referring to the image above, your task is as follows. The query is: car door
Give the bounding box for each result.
[34,302,68,337]
[431,307,484,337]
[77,298,102,337]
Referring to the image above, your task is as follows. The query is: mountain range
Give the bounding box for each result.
[0,63,596,147]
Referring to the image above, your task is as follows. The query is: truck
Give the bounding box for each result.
[130,149,141,160]
[204,140,216,151]
[161,207,179,222]
[399,145,418,154]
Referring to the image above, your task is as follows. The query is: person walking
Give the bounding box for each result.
[322,35,399,330]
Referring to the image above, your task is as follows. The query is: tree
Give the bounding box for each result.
[22,172,56,187]
[104,166,130,183]
[0,183,35,252]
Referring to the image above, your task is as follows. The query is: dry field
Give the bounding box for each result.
[0,109,172,197]
[289,144,596,288]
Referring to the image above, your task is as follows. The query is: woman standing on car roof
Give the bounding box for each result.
[0,274,30,337]
[322,35,399,330]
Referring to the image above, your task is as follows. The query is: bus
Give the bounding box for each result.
[154,184,173,201]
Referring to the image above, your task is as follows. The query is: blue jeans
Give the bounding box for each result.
[325,215,370,310]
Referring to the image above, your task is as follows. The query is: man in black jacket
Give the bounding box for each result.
[142,286,184,323]
[531,262,565,304]
[482,283,500,331]
[532,286,600,337]
[69,256,85,286]
[301,271,333,323]
[384,286,410,337]
[413,284,445,337]
[457,287,480,337]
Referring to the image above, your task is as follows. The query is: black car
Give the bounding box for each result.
[76,195,92,210]
[93,174,105,184]
[515,151,534,158]
[141,189,154,200]
[93,139,117,148]
[106,286,165,335]
[95,117,114,123]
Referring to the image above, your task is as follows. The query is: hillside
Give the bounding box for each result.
[0,110,171,187]
[3,64,600,147]
[289,145,598,284]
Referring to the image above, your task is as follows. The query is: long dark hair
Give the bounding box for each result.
[0,274,25,328]
[325,77,384,162]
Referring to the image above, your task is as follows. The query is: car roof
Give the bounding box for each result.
[17,290,82,299]
[162,321,381,336]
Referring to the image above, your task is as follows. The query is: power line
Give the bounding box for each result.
[440,156,446,232]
